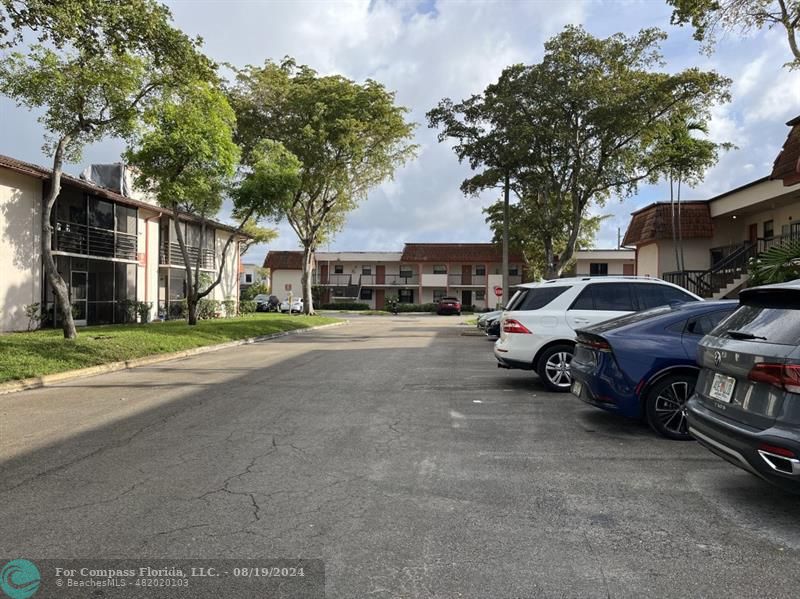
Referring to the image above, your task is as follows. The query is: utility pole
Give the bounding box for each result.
[502,170,510,307]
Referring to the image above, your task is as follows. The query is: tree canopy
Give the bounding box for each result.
[429,26,731,278]
[227,58,417,313]
[667,0,800,68]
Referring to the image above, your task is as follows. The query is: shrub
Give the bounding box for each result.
[384,302,439,313]
[222,298,237,317]
[239,300,257,315]
[169,300,188,320]
[241,282,270,300]
[197,299,221,319]
[137,301,152,324]
[320,302,371,310]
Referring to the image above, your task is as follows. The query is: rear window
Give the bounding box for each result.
[570,283,636,311]
[510,286,569,311]
[709,305,800,345]
[584,304,675,334]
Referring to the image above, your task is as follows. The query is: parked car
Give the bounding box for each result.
[494,276,701,392]
[253,294,279,312]
[687,280,800,493]
[280,297,304,313]
[477,310,502,330]
[437,296,462,315]
[570,300,736,439]
[485,315,501,337]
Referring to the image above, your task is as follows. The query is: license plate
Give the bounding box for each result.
[709,373,736,403]
[571,381,582,397]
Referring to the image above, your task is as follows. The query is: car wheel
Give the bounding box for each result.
[644,373,696,440]
[536,344,574,392]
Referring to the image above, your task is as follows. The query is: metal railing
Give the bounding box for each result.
[54,220,137,261]
[312,273,353,286]
[360,273,419,286]
[665,241,757,298]
[159,241,215,270]
[447,274,487,286]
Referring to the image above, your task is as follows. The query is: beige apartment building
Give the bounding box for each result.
[265,244,526,310]
[622,116,800,299]
[573,249,635,276]
[0,155,248,332]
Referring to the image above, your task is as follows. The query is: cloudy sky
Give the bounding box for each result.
[2,0,799,266]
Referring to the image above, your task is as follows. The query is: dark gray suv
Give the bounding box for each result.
[687,280,800,493]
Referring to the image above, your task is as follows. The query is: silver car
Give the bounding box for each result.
[687,280,800,493]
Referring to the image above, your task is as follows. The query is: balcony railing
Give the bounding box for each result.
[313,273,353,286]
[159,241,215,270]
[54,220,137,261]
[360,273,419,286]
[447,274,487,286]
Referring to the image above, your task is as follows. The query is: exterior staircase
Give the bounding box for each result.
[712,273,749,299]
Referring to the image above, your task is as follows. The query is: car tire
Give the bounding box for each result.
[536,344,574,393]
[644,373,697,440]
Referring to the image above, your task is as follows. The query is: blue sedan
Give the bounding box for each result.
[570,300,736,440]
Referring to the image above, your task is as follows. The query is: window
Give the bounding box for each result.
[398,289,414,303]
[115,205,137,234]
[570,283,636,311]
[400,266,413,278]
[685,309,736,336]
[88,198,114,230]
[362,266,372,276]
[334,264,344,274]
[509,266,519,276]
[360,288,373,300]
[589,262,608,276]
[764,220,774,239]
[475,265,486,276]
[245,274,253,283]
[514,286,570,311]
[433,289,447,302]
[433,265,447,274]
[476,290,485,301]
[633,283,698,310]
[709,304,800,345]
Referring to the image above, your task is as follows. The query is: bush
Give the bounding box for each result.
[197,299,221,319]
[222,298,237,317]
[137,301,152,324]
[241,283,270,301]
[384,302,439,313]
[239,300,257,315]
[320,302,371,310]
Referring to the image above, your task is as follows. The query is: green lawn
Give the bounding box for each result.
[0,314,339,384]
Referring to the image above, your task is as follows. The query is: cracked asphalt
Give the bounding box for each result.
[1,314,800,598]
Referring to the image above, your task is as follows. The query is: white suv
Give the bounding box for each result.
[494,276,701,391]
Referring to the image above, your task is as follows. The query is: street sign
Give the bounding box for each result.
[285,283,292,291]
[493,285,503,297]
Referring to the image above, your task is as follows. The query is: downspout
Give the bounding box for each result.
[144,212,162,317]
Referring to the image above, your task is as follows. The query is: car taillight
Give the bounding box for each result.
[580,338,611,351]
[758,442,796,458]
[503,319,531,334]
[748,363,800,394]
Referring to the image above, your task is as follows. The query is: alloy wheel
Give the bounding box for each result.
[544,351,572,388]
[653,381,690,436]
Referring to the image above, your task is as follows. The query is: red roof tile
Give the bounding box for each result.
[264,251,304,270]
[401,243,524,263]
[771,116,800,186]
[622,201,713,246]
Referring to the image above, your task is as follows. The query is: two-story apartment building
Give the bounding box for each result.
[264,243,526,310]
[0,155,248,332]
[622,116,800,298]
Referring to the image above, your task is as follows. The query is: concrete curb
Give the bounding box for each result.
[0,320,347,396]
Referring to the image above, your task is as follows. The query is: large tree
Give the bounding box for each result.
[227,58,417,314]
[430,26,730,279]
[0,0,211,338]
[667,0,800,68]
[125,82,299,324]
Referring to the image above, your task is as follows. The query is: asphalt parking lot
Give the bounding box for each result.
[1,314,799,598]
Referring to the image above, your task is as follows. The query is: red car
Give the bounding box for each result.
[437,296,462,315]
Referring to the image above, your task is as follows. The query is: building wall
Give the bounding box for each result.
[139,211,161,321]
[0,169,42,332]
[574,258,633,275]
[211,233,240,308]
[637,243,659,278]
[712,202,800,248]
[271,269,303,298]
[655,239,715,275]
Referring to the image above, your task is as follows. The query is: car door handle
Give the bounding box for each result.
[573,318,590,324]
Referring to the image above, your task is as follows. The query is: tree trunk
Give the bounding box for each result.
[43,136,78,339]
[502,171,510,307]
[302,243,314,315]
[187,291,199,325]
[543,236,557,280]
